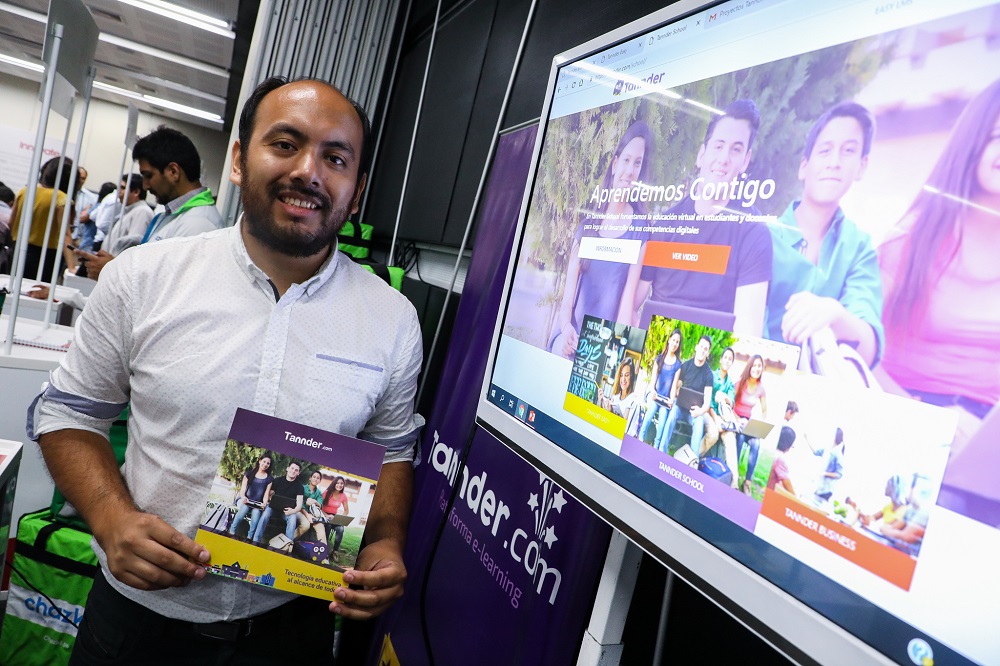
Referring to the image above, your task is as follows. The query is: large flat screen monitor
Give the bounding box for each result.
[478,1,1000,664]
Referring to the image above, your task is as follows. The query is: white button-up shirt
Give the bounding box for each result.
[31,223,424,621]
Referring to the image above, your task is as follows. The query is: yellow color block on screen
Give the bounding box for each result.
[564,392,626,439]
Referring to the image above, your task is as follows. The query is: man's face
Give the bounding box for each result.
[118,181,139,206]
[286,464,300,480]
[230,81,366,258]
[695,116,753,187]
[138,159,178,205]
[78,168,88,186]
[694,339,711,363]
[799,116,868,206]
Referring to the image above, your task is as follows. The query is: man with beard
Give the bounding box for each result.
[30,77,423,663]
[75,125,223,281]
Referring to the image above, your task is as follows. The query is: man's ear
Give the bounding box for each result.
[350,173,367,215]
[856,154,869,181]
[230,141,244,187]
[165,162,183,183]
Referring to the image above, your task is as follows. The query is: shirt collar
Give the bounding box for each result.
[780,200,846,245]
[229,215,342,296]
[164,187,209,215]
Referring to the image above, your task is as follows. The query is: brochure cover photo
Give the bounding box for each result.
[196,408,386,600]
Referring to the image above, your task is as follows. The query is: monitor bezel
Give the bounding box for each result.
[475,1,925,664]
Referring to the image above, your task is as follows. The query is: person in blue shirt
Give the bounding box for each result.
[765,101,884,366]
[638,327,683,450]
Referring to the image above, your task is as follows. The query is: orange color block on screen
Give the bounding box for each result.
[760,490,917,590]
[643,241,731,275]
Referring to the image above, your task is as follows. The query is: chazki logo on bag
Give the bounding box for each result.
[430,431,565,607]
[7,584,85,637]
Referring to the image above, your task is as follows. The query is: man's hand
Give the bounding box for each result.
[75,248,114,281]
[93,508,209,591]
[26,285,50,300]
[781,291,844,344]
[329,539,406,620]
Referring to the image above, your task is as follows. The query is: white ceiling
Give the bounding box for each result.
[0,0,247,129]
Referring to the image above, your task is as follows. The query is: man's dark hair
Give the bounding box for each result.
[96,181,117,201]
[703,99,761,151]
[238,76,372,187]
[132,126,201,182]
[121,173,146,199]
[786,400,799,414]
[0,185,14,205]
[699,334,713,349]
[834,427,844,445]
[777,425,797,452]
[803,101,876,159]
[39,156,75,193]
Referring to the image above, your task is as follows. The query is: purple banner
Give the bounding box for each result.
[228,408,385,478]
[370,125,612,664]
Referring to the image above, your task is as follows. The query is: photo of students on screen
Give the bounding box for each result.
[549,120,653,359]
[633,99,772,336]
[765,102,884,367]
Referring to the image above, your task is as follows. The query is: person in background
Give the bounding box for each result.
[91,183,122,251]
[269,461,305,543]
[701,346,738,489]
[766,426,798,494]
[661,335,715,456]
[228,454,274,544]
[632,100,772,336]
[811,427,846,504]
[75,126,223,281]
[73,167,99,251]
[639,328,683,450]
[766,102,883,366]
[734,354,768,494]
[601,357,640,423]
[10,156,79,280]
[860,474,910,528]
[101,174,155,256]
[298,470,329,547]
[320,476,352,563]
[878,79,1000,522]
[76,180,117,254]
[549,119,653,359]
[0,183,14,274]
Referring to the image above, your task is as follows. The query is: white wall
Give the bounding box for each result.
[0,71,230,196]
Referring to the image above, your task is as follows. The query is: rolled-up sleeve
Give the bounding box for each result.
[28,254,134,442]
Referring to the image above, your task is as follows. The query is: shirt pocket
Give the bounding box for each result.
[298,353,386,432]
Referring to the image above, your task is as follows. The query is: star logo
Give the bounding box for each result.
[552,489,567,514]
[528,474,568,549]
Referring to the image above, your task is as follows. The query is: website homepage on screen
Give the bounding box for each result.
[489,1,1000,663]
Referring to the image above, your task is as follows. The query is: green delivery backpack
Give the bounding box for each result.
[0,509,99,665]
[338,221,404,291]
